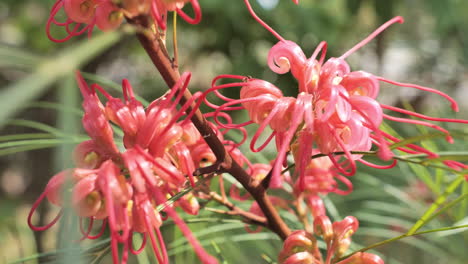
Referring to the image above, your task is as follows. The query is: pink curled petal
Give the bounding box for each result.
[268,40,307,77]
[349,96,383,126]
[282,252,314,264]
[241,79,283,99]
[341,71,380,98]
[319,57,351,86]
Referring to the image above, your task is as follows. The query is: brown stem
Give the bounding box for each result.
[127,15,291,240]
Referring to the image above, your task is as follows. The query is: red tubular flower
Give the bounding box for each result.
[29,72,220,264]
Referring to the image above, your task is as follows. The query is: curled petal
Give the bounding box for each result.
[319,58,351,87]
[341,71,380,98]
[349,96,383,126]
[268,40,307,78]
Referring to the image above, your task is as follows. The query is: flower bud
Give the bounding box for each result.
[313,215,333,243]
[336,252,384,264]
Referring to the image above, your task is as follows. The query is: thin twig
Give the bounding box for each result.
[208,191,268,227]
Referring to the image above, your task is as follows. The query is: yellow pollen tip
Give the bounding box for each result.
[84,151,99,164]
[109,11,123,22]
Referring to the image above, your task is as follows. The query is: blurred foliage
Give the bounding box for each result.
[0,0,467,264]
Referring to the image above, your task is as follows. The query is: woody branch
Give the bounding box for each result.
[127,15,291,240]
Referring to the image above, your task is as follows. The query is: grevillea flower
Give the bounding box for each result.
[279,216,384,264]
[46,0,201,42]
[28,71,219,264]
[205,9,468,194]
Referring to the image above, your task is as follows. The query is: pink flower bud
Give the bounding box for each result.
[282,230,316,254]
[281,251,315,264]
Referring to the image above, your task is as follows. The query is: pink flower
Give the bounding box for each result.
[205,16,468,194]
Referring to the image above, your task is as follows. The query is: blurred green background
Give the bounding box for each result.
[0,0,467,263]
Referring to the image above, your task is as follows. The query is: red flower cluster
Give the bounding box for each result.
[28,72,219,264]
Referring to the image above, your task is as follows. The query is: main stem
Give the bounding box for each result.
[128,16,291,240]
